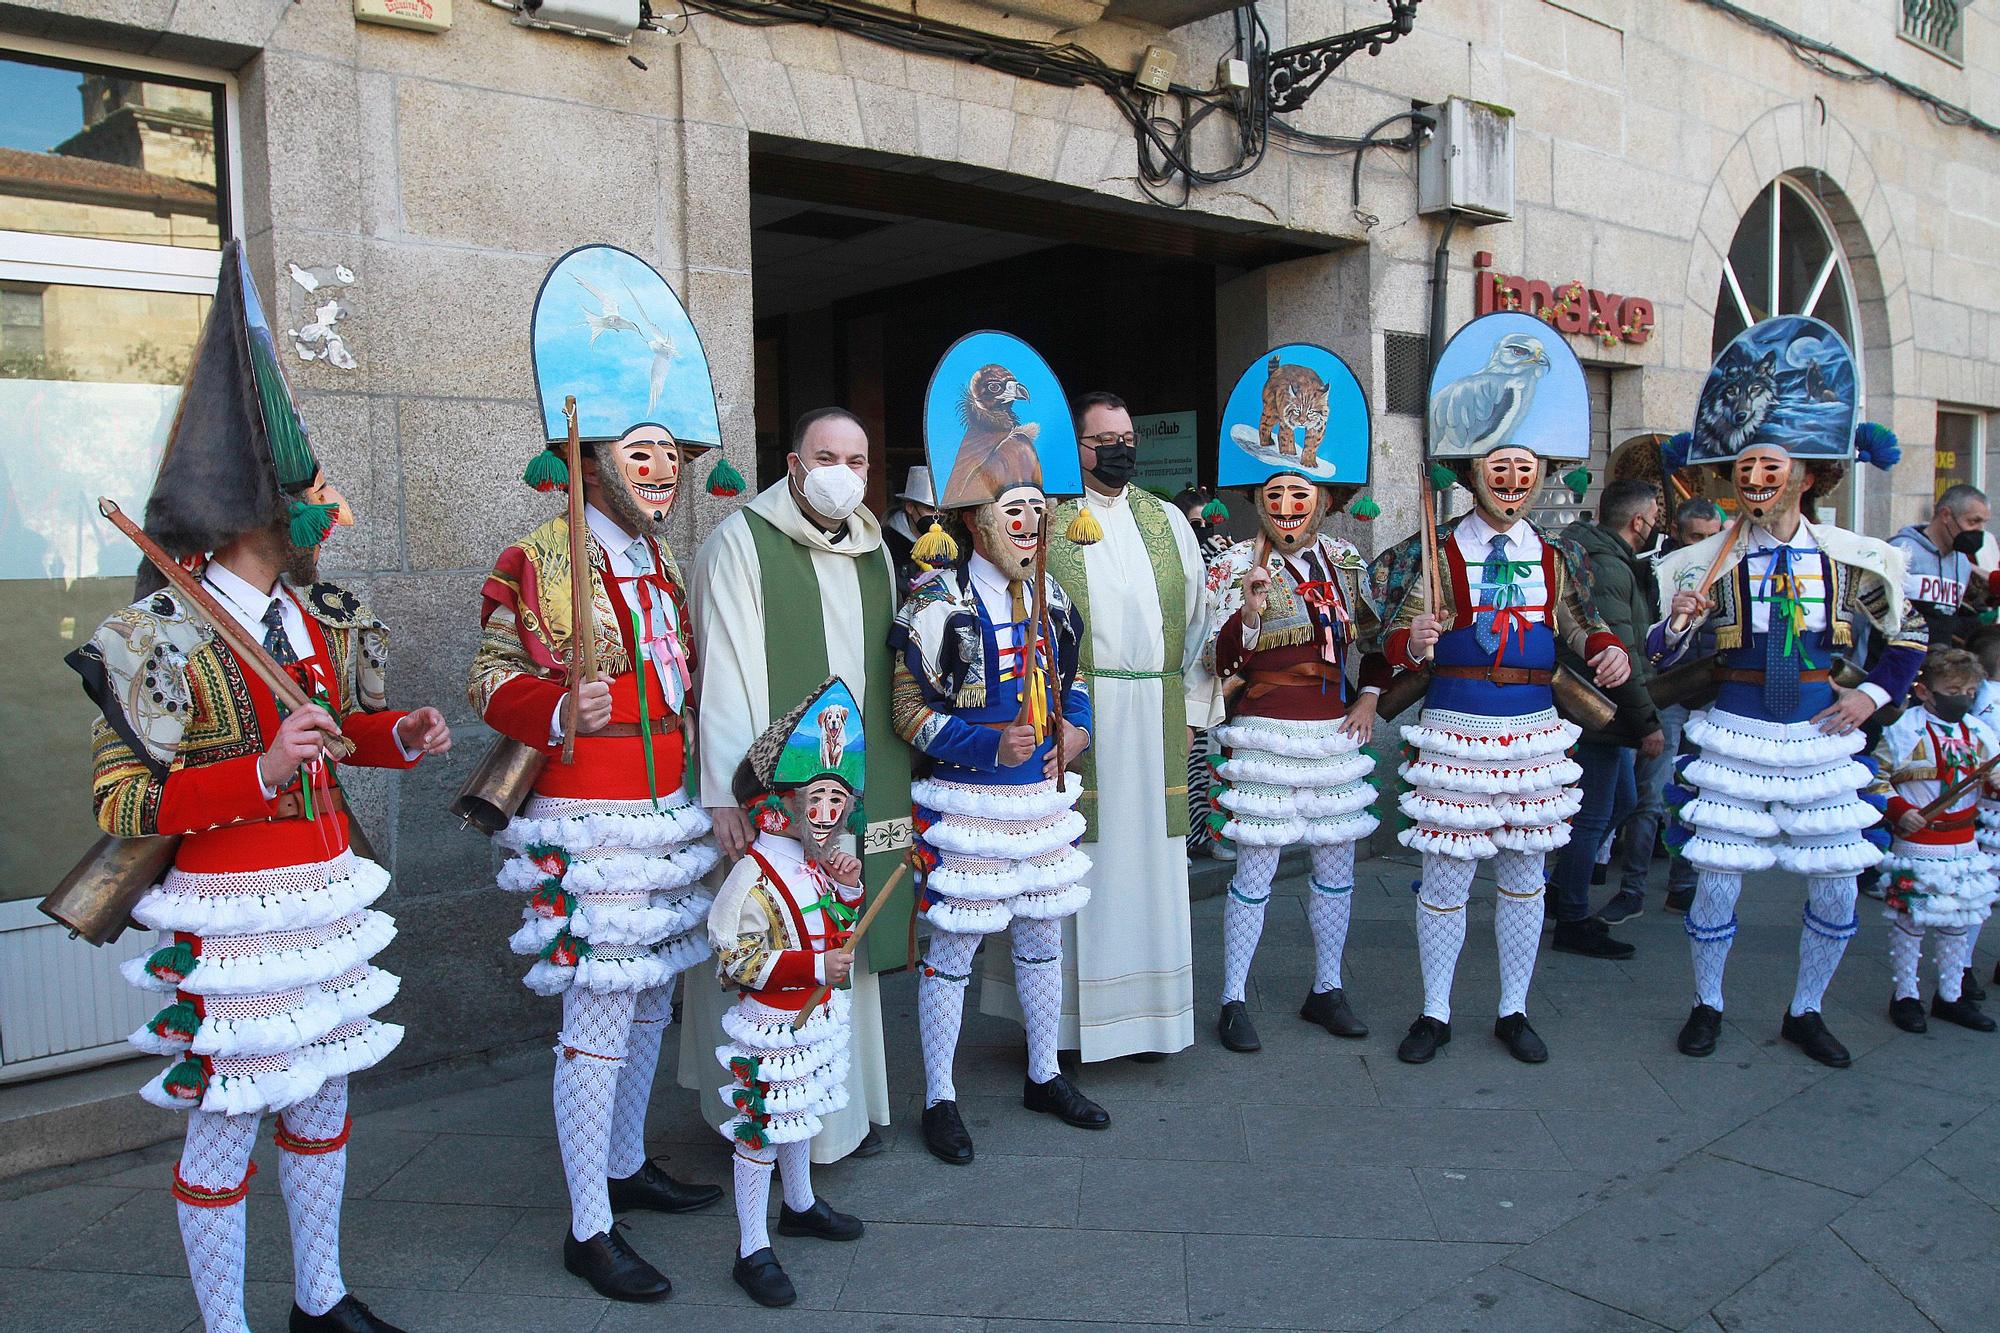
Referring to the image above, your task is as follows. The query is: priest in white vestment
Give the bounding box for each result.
[677,409,905,1162]
[981,392,1212,1060]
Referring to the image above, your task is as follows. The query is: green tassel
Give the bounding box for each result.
[729,1054,762,1082]
[1200,497,1229,522]
[705,455,746,498]
[147,940,196,984]
[1349,494,1381,521]
[1428,463,1458,491]
[161,1057,208,1102]
[149,1000,200,1042]
[1562,466,1590,500]
[523,449,569,492]
[732,1118,768,1150]
[287,498,339,549]
[1205,810,1228,836]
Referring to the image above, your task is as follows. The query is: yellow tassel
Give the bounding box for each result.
[911,518,958,569]
[1065,505,1103,546]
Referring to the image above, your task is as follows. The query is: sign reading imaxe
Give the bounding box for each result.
[1473,251,1654,347]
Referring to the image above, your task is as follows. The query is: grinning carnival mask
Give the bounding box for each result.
[1470,447,1545,527]
[592,425,683,538]
[1731,445,1806,527]
[785,776,854,848]
[1256,473,1327,554]
[968,485,1047,577]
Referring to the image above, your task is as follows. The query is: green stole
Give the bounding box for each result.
[1046,490,1191,842]
[745,511,915,973]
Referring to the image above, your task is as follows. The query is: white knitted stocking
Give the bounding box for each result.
[1687,869,1742,1010]
[276,1076,351,1318]
[1221,844,1280,1004]
[1416,853,1476,1023]
[918,930,981,1106]
[607,979,675,1179]
[1888,914,1924,1002]
[554,987,636,1240]
[1936,926,1973,1002]
[1011,915,1065,1084]
[1792,874,1859,1017]
[775,1139,815,1212]
[1492,851,1546,1017]
[175,1109,259,1333]
[1306,842,1356,992]
[732,1146,776,1258]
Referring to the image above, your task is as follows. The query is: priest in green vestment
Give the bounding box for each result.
[677,407,912,1162]
[981,391,1213,1060]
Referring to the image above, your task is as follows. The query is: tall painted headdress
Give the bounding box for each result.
[1428,311,1592,498]
[745,676,866,796]
[137,240,338,592]
[915,329,1095,558]
[522,243,743,498]
[1660,315,1899,474]
[1218,343,1378,520]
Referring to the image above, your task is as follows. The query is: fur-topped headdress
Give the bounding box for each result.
[731,677,865,808]
[136,241,329,594]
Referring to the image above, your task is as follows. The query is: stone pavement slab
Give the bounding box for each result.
[1377,1263,1662,1332]
[1185,1234,1513,1330]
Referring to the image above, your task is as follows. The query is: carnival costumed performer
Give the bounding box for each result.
[709,677,870,1307]
[1372,312,1630,1066]
[1872,648,2000,1036]
[72,242,451,1333]
[467,244,723,1302]
[1652,315,1924,1068]
[677,404,908,1165]
[892,330,1105,1165]
[1193,345,1387,1054]
[980,389,1211,1063]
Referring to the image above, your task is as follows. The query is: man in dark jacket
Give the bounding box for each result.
[1551,480,1666,959]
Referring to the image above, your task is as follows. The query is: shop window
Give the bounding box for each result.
[1935,408,1984,499]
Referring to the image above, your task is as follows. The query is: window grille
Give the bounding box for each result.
[1384,331,1428,416]
[1901,0,1967,63]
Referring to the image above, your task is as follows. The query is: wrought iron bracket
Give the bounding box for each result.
[1264,0,1422,115]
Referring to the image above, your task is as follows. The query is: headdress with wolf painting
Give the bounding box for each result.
[1686,316,1858,467]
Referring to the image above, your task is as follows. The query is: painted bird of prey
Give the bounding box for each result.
[573,272,642,345]
[1430,332,1553,456]
[623,285,681,416]
[941,363,1042,508]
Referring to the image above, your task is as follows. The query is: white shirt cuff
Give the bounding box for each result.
[549,698,567,746]
[1858,682,1890,710]
[1360,685,1383,696]
[394,720,423,762]
[813,955,826,985]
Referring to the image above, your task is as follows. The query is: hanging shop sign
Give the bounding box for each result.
[1472,251,1654,348]
[1132,410,1199,497]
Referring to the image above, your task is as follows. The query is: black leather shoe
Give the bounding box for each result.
[1218,999,1261,1052]
[1665,886,1695,915]
[732,1247,796,1308]
[1677,1003,1722,1057]
[1993,958,2000,986]
[1780,1009,1852,1068]
[777,1197,864,1241]
[921,1100,974,1165]
[1023,1073,1109,1129]
[1960,968,1988,1005]
[563,1223,672,1302]
[1551,918,1635,960]
[607,1158,723,1215]
[1931,992,1998,1032]
[1127,1050,1169,1063]
[290,1296,407,1333]
[1300,987,1368,1038]
[1890,996,1928,1033]
[1494,1012,1549,1064]
[1396,1015,1451,1064]
[850,1125,887,1158]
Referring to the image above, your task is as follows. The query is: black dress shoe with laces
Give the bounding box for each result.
[1780,1009,1852,1068]
[1300,988,1367,1038]
[1931,992,1998,1032]
[1960,968,1988,1005]
[290,1296,406,1333]
[1677,1003,1722,1057]
[778,1197,864,1241]
[1551,917,1636,960]
[563,1222,672,1302]
[732,1247,797,1307]
[849,1125,887,1157]
[1396,1015,1450,1064]
[1023,1073,1109,1129]
[1218,999,1261,1052]
[607,1158,723,1215]
[1494,1012,1548,1064]
[1889,996,1928,1033]
[922,1099,974,1164]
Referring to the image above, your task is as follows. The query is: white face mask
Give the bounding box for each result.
[798,462,866,522]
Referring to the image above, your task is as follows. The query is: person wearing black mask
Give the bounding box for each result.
[1892,485,1993,647]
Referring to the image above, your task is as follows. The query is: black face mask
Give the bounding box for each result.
[1929,691,1977,723]
[1952,530,1984,557]
[1088,443,1136,488]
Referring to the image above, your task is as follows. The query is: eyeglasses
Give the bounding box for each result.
[1082,432,1138,449]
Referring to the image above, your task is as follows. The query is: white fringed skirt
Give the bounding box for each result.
[1211,714,1380,849]
[1676,708,1881,877]
[1396,706,1582,862]
[913,774,1091,935]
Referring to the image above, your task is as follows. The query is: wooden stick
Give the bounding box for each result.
[97,498,354,760]
[1916,751,2000,822]
[1415,464,1443,627]
[791,857,913,1030]
[1667,513,1748,634]
[560,398,592,765]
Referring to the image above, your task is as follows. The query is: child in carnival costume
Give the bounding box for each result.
[1651,315,1926,1067]
[709,677,870,1307]
[1871,647,2000,1036]
[890,330,1106,1166]
[1372,312,1632,1067]
[466,245,725,1302]
[73,244,454,1333]
[1195,345,1389,1054]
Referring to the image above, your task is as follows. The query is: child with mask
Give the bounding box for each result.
[1873,647,2000,1034]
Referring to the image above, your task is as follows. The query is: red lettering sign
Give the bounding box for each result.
[1472,252,1654,347]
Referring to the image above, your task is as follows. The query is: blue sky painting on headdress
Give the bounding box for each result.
[530,244,720,447]
[1427,311,1589,462]
[1217,344,1369,489]
[922,330,1081,507]
[775,678,865,792]
[1688,315,1857,465]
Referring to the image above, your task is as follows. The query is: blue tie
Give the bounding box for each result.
[1474,534,1513,657]
[1760,546,1802,716]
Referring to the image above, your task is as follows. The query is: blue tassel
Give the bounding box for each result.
[1855,422,1900,471]
[1864,825,1892,851]
[1661,431,1692,474]
[1663,782,1696,810]
[1852,753,1880,778]
[1860,790,1888,813]
[1664,823,1693,852]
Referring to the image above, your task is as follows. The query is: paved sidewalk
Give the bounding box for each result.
[4,850,1997,1332]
